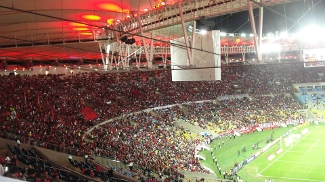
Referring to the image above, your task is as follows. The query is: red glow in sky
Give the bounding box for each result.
[79,32,93,36]
[73,27,89,31]
[99,3,130,14]
[99,3,122,12]
[69,22,88,27]
[107,18,114,25]
[82,15,101,20]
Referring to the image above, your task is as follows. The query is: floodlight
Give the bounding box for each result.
[298,25,325,43]
[200,30,207,35]
[261,44,281,53]
[220,32,227,36]
[280,32,288,38]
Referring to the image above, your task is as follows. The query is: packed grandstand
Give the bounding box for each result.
[0,62,324,181]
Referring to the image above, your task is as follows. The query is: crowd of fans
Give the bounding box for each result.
[0,153,61,182]
[88,111,208,179]
[0,62,324,180]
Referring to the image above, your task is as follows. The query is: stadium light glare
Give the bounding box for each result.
[200,30,207,35]
[280,32,288,38]
[298,25,325,43]
[241,33,247,37]
[261,44,281,53]
[267,33,273,37]
[220,32,227,36]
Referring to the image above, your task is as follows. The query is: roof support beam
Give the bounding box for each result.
[177,0,192,66]
[258,5,264,62]
[148,31,155,69]
[247,0,262,62]
[137,9,149,63]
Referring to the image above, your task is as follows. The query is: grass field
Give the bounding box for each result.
[198,124,325,182]
[238,124,325,182]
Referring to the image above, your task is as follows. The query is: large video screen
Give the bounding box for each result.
[303,48,325,67]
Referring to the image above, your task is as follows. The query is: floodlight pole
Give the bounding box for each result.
[247,0,262,62]
[177,0,192,66]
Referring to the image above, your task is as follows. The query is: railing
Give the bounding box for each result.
[106,42,325,56]
[1,131,138,181]
[98,0,296,39]
[1,131,84,157]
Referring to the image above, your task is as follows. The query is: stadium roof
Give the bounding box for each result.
[0,0,159,61]
[0,0,321,62]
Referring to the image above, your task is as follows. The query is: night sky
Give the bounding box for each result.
[210,0,325,34]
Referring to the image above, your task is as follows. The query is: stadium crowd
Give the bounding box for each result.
[0,62,324,179]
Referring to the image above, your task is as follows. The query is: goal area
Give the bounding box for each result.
[283,134,302,147]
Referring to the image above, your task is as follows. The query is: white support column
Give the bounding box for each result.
[113,21,122,70]
[137,8,149,63]
[148,31,155,69]
[136,48,141,69]
[105,43,112,70]
[225,47,229,65]
[164,46,168,69]
[105,56,111,70]
[242,45,246,64]
[299,40,303,62]
[177,0,192,66]
[258,6,264,62]
[125,45,130,69]
[117,43,122,70]
[110,47,115,70]
[247,0,262,62]
[191,20,197,60]
[98,42,105,65]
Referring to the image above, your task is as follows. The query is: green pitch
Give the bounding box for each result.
[198,124,325,182]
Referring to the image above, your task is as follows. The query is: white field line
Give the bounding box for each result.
[276,160,325,165]
[287,150,306,153]
[261,175,325,182]
[257,127,318,176]
[306,139,320,153]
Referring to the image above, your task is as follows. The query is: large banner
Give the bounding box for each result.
[303,48,325,67]
[170,30,221,81]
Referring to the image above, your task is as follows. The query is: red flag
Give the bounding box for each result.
[81,107,98,120]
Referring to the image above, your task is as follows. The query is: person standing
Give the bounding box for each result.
[0,163,4,176]
[17,139,21,147]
